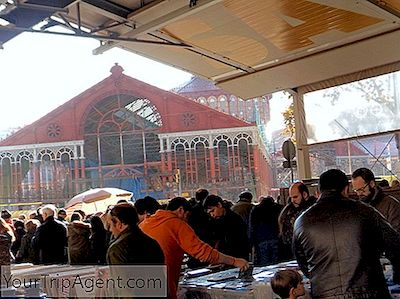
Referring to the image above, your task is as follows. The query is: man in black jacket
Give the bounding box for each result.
[278,182,312,261]
[203,194,250,260]
[107,203,166,298]
[106,203,164,265]
[32,205,67,264]
[293,169,400,299]
[249,196,282,266]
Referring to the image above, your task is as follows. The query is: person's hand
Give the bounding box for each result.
[233,258,249,271]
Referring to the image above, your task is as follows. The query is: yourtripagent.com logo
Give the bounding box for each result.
[1,265,167,298]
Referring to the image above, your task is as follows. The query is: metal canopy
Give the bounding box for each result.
[1,0,400,98]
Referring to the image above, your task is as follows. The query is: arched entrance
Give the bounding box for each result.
[83,93,163,198]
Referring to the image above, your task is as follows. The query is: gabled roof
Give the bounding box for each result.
[0,64,252,147]
[173,76,224,94]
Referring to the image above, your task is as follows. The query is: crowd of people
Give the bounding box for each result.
[1,166,400,299]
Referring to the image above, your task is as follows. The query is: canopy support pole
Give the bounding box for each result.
[291,89,312,180]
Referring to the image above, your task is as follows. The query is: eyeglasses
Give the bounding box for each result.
[353,183,369,193]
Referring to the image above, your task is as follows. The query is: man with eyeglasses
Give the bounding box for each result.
[351,168,400,232]
[352,167,400,283]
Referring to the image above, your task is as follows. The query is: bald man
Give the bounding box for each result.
[278,182,315,261]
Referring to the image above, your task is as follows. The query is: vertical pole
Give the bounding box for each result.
[292,90,312,180]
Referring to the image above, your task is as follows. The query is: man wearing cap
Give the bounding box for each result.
[232,191,254,227]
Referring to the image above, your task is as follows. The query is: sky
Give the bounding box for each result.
[0,28,192,138]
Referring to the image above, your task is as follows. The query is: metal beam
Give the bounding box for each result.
[80,1,128,23]
[149,31,255,73]
[15,2,69,13]
[0,25,191,47]
[92,0,222,54]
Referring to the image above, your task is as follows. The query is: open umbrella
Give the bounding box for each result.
[65,187,133,215]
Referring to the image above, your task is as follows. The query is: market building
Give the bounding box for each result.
[0,65,273,206]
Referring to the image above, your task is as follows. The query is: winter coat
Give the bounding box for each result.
[293,192,400,299]
[68,221,91,264]
[210,209,250,259]
[140,210,220,299]
[16,231,36,263]
[249,199,282,244]
[0,232,13,265]
[278,202,307,245]
[106,226,164,265]
[232,200,253,227]
[90,230,107,265]
[364,187,400,232]
[32,216,67,264]
[11,227,25,256]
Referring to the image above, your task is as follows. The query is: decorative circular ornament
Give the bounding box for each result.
[47,123,62,138]
[181,112,197,128]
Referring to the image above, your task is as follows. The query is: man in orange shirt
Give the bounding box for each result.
[140,197,249,299]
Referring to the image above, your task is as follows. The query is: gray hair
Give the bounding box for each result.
[40,204,56,217]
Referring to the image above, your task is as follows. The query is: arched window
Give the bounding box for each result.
[233,134,254,181]
[216,140,229,181]
[198,97,207,105]
[174,144,187,185]
[83,94,162,189]
[219,96,228,113]
[191,136,210,184]
[238,99,245,118]
[209,96,217,109]
[1,157,12,199]
[40,154,53,189]
[230,96,237,116]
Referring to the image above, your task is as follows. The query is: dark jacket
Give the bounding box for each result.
[106,226,164,265]
[187,202,214,268]
[90,230,107,265]
[232,200,253,227]
[249,199,282,244]
[293,192,400,299]
[0,232,13,265]
[32,216,67,264]
[11,227,25,256]
[364,187,400,232]
[278,202,307,245]
[211,209,250,259]
[68,221,91,264]
[16,231,36,263]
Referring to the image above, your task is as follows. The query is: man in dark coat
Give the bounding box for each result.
[203,194,250,260]
[249,196,282,266]
[232,191,254,228]
[32,205,67,264]
[352,167,400,283]
[294,169,400,299]
[187,188,214,268]
[67,213,91,264]
[107,203,165,298]
[278,182,312,261]
[16,219,39,263]
[106,203,164,265]
[352,167,400,232]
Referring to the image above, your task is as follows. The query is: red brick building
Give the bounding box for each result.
[0,65,273,206]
